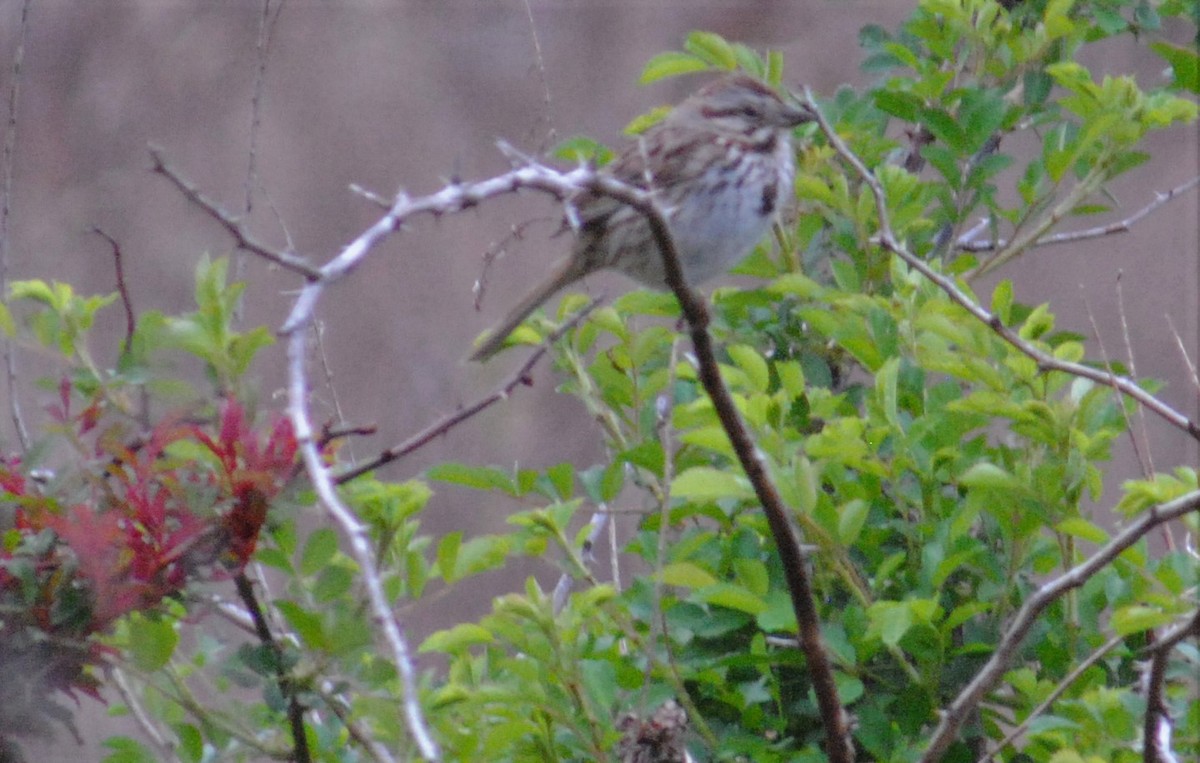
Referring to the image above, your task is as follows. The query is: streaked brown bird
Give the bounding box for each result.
[470,74,811,361]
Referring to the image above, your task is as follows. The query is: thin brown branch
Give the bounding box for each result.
[806,91,1200,444]
[91,227,136,355]
[1082,287,1153,479]
[334,299,600,484]
[1,0,33,452]
[233,573,312,763]
[149,147,320,280]
[629,158,855,763]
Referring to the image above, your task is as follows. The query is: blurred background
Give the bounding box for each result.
[0,1,1194,757]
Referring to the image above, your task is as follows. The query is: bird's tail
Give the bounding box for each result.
[468,255,590,362]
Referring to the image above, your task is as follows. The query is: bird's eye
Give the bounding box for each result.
[740,106,759,117]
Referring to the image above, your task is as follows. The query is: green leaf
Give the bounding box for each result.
[552,135,613,165]
[275,601,329,651]
[959,462,1022,490]
[684,31,738,70]
[299,527,339,576]
[991,280,1013,324]
[658,562,718,589]
[698,583,768,615]
[102,737,158,763]
[867,601,912,647]
[837,499,870,545]
[726,344,770,392]
[427,462,515,494]
[672,466,754,501]
[174,724,203,763]
[128,613,178,672]
[580,659,619,713]
[1150,41,1200,94]
[1054,517,1109,544]
[1111,605,1173,636]
[640,51,710,84]
[733,558,769,597]
[420,623,494,654]
[312,565,354,603]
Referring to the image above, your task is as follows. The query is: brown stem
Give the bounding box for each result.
[633,189,855,763]
[233,573,312,763]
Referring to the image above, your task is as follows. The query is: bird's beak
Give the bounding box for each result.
[782,102,815,127]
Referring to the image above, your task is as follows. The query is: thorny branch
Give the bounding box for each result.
[150,147,320,280]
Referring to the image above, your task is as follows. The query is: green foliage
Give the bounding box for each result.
[1,2,1196,761]
[419,3,1198,761]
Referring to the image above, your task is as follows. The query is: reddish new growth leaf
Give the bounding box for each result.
[192,399,298,568]
[4,397,298,638]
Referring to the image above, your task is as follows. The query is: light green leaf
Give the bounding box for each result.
[1111,605,1173,636]
[659,562,718,589]
[959,462,1022,490]
[1054,517,1109,544]
[727,344,770,392]
[299,527,339,576]
[698,583,768,615]
[672,466,753,501]
[128,614,178,672]
[420,623,494,654]
[684,31,738,70]
[640,51,710,84]
[837,499,870,545]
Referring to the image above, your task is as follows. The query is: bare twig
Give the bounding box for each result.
[1,0,33,452]
[519,0,556,152]
[1165,313,1199,397]
[805,91,1200,444]
[1081,288,1153,479]
[1116,272,1156,475]
[112,668,184,763]
[233,0,285,315]
[333,299,599,484]
[91,227,137,355]
[956,175,1200,253]
[150,147,320,280]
